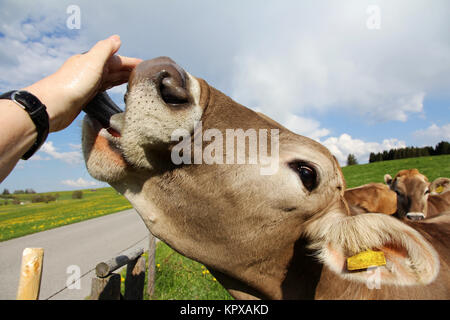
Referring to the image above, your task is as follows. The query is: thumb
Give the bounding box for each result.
[87,35,121,65]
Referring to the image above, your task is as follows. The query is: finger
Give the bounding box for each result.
[86,35,121,66]
[101,71,131,90]
[107,55,143,72]
[101,78,130,92]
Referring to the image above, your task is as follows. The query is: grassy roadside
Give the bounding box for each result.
[117,241,233,300]
[0,187,132,241]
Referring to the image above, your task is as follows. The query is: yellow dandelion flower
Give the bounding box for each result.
[156,263,160,268]
[212,278,217,282]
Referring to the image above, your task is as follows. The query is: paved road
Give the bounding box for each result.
[0,209,151,300]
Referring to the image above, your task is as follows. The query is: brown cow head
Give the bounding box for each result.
[82,58,440,299]
[384,169,431,220]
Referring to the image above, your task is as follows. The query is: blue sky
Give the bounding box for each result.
[0,0,449,192]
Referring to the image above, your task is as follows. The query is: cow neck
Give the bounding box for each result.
[280,236,324,299]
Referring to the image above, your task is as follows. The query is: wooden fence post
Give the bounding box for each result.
[147,234,156,298]
[90,273,121,300]
[124,256,146,300]
[16,248,44,300]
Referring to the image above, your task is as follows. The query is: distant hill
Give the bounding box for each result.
[342,154,450,189]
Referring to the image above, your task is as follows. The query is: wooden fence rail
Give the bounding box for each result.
[91,235,157,300]
[91,247,145,300]
[95,247,144,278]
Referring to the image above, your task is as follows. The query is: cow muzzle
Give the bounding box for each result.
[115,56,204,170]
[406,212,425,221]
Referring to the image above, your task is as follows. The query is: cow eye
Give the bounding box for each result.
[424,189,430,195]
[289,161,318,192]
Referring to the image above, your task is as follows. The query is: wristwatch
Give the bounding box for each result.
[0,90,50,160]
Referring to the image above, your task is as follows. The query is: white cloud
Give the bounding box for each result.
[283,114,330,141]
[230,1,450,123]
[61,177,99,188]
[412,123,450,146]
[0,1,90,91]
[29,154,51,161]
[1,0,448,123]
[68,143,81,150]
[259,110,406,166]
[0,33,87,91]
[40,141,83,165]
[321,134,406,166]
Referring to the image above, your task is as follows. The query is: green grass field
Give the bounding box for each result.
[119,242,233,300]
[341,154,450,188]
[0,187,132,241]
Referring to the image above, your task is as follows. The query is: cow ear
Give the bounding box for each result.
[384,174,393,186]
[317,213,440,287]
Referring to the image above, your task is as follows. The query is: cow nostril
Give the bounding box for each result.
[131,57,190,106]
[160,76,189,105]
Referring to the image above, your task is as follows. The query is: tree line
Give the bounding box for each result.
[1,190,84,206]
[2,188,36,195]
[368,141,450,163]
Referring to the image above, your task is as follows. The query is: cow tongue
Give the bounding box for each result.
[83,92,123,136]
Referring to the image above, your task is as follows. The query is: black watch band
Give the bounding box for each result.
[0,90,50,160]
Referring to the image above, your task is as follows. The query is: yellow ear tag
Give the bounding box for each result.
[347,250,386,271]
[435,186,444,194]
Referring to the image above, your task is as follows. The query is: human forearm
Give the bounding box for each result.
[0,35,141,183]
[0,100,37,182]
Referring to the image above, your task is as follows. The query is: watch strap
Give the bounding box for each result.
[0,90,50,160]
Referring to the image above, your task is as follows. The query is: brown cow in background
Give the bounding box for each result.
[345,183,397,215]
[385,169,450,220]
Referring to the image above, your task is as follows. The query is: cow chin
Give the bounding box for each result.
[82,116,128,183]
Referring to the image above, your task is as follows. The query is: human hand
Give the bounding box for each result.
[24,35,142,132]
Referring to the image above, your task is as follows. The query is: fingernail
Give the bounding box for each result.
[110,35,121,45]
